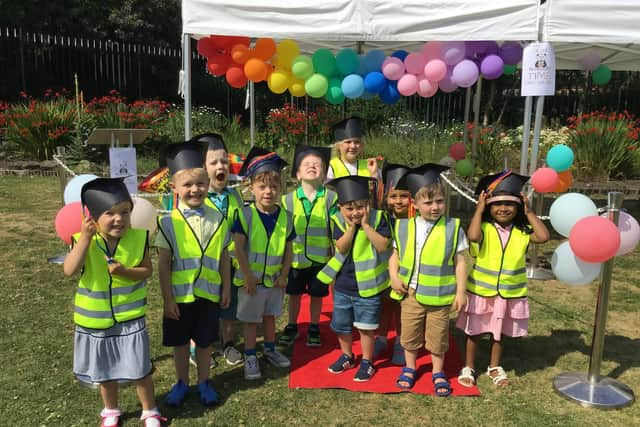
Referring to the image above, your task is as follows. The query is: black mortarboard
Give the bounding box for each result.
[397,163,450,197]
[326,175,372,203]
[475,170,529,204]
[292,144,331,178]
[165,142,205,175]
[332,116,363,142]
[81,177,132,220]
[191,133,227,152]
[382,161,410,194]
[238,146,288,177]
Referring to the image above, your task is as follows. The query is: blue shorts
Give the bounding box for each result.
[330,290,382,334]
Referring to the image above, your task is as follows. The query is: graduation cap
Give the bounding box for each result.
[190,133,227,152]
[292,144,331,178]
[382,162,410,194]
[165,142,205,175]
[397,163,450,197]
[475,170,529,204]
[326,175,372,204]
[81,177,132,220]
[238,146,288,178]
[332,116,363,142]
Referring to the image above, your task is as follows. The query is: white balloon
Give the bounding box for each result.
[549,193,598,237]
[601,211,640,256]
[131,196,158,235]
[63,174,99,204]
[551,241,602,285]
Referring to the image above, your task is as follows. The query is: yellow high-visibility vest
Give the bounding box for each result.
[329,158,372,178]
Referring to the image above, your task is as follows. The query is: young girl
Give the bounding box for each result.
[63,178,164,426]
[456,170,550,388]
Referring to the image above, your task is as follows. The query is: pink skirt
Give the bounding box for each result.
[456,293,529,341]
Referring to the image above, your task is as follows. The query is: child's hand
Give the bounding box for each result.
[367,157,378,176]
[80,217,97,238]
[107,260,126,276]
[476,190,488,212]
[451,291,468,315]
[244,274,260,295]
[521,192,534,215]
[220,287,231,309]
[274,275,287,289]
[391,276,408,295]
[361,204,371,228]
[163,299,180,320]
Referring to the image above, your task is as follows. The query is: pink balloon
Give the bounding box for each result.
[438,70,458,93]
[451,60,479,88]
[600,211,640,256]
[422,41,442,60]
[441,42,466,66]
[397,74,418,96]
[416,76,438,98]
[449,142,466,160]
[580,51,601,71]
[569,216,621,263]
[381,57,405,80]
[531,167,559,193]
[404,53,426,75]
[55,202,84,245]
[423,59,447,82]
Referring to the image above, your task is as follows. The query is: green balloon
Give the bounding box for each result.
[291,55,314,80]
[312,48,338,77]
[325,77,345,105]
[503,64,517,75]
[305,73,329,98]
[592,64,612,85]
[335,48,360,76]
[455,158,474,177]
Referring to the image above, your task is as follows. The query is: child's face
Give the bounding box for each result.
[337,138,363,163]
[205,148,230,192]
[339,200,368,225]
[172,170,209,208]
[251,177,281,211]
[296,154,324,183]
[386,189,411,217]
[96,201,132,240]
[489,201,518,226]
[415,192,445,221]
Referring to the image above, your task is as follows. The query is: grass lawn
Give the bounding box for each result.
[1,176,639,426]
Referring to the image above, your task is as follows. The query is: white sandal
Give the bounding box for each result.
[486,366,509,386]
[457,366,476,387]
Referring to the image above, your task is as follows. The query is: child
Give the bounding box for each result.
[232,146,294,380]
[326,117,378,180]
[456,170,550,388]
[156,142,231,407]
[279,144,337,347]
[196,133,245,366]
[374,162,411,365]
[388,164,468,396]
[318,175,391,382]
[63,178,165,426]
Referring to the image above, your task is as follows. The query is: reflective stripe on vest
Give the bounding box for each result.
[316,210,389,297]
[467,222,529,298]
[395,217,459,306]
[233,205,293,287]
[73,228,148,329]
[205,187,243,265]
[157,205,228,303]
[329,158,372,178]
[283,190,336,268]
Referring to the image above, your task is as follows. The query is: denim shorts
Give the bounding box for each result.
[330,290,382,334]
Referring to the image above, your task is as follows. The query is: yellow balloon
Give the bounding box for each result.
[289,77,306,97]
[268,69,291,94]
[276,39,300,69]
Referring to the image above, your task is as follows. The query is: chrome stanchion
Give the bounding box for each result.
[49,146,69,265]
[527,191,554,280]
[553,192,635,408]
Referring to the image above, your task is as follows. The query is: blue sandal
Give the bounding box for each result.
[396,367,416,390]
[432,372,452,397]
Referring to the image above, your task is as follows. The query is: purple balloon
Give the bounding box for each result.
[438,70,458,93]
[441,42,466,66]
[580,51,601,71]
[465,41,491,58]
[451,59,479,88]
[484,41,499,56]
[500,42,523,66]
[480,54,504,80]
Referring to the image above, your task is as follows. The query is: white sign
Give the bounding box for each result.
[521,42,556,96]
[109,147,138,195]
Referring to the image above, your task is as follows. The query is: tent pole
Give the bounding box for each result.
[250,81,255,147]
[529,96,545,174]
[471,77,482,161]
[462,87,471,147]
[519,96,533,174]
[182,34,192,140]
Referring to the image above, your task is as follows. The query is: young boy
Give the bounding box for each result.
[232,146,294,380]
[318,176,391,382]
[388,164,468,396]
[155,141,231,407]
[195,133,245,366]
[279,144,337,347]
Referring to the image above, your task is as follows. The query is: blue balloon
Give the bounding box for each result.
[363,72,386,94]
[341,74,365,99]
[357,54,367,76]
[391,50,409,61]
[380,81,400,105]
[546,144,574,172]
[64,174,99,205]
[549,193,598,237]
[364,49,386,73]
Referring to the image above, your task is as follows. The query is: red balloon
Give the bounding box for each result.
[569,216,621,263]
[449,142,466,161]
[226,65,248,88]
[207,54,231,76]
[54,202,83,245]
[196,37,218,57]
[231,44,251,64]
[531,167,559,193]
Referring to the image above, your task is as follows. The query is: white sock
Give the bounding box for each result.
[140,408,162,427]
[100,408,121,427]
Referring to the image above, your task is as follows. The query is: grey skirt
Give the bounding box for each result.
[73,317,152,384]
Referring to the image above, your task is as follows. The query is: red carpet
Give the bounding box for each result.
[288,293,481,396]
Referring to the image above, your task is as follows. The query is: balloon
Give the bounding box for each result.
[289,78,306,97]
[206,54,231,77]
[451,60,479,88]
[291,55,314,80]
[381,57,405,80]
[230,44,251,64]
[416,76,438,98]
[480,54,504,80]
[312,49,337,77]
[569,216,621,263]
[379,82,400,105]
[580,51,601,71]
[55,201,83,244]
[341,74,365,99]
[336,48,360,76]
[546,144,574,172]
[131,196,157,235]
[549,193,598,237]
[364,49,386,73]
[357,54,368,75]
[267,69,291,94]
[253,38,276,61]
[441,42,466,66]
[499,42,523,66]
[226,64,247,88]
[276,39,300,68]
[592,64,612,85]
[449,143,466,161]
[404,53,426,75]
[553,170,573,193]
[503,64,518,75]
[601,211,640,256]
[325,77,345,105]
[439,156,456,167]
[244,58,268,82]
[64,174,99,204]
[422,41,442,61]
[305,73,329,98]
[531,167,559,193]
[196,37,219,58]
[397,74,418,96]
[465,41,491,58]
[391,50,409,61]
[438,71,458,93]
[552,241,602,285]
[363,71,386,94]
[455,158,474,177]
[423,59,447,82]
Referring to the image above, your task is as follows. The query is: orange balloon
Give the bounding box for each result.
[231,44,251,64]
[553,169,573,193]
[244,58,268,82]
[226,64,248,88]
[254,38,277,61]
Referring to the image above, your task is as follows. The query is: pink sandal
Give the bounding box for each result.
[100,409,121,427]
[141,413,167,427]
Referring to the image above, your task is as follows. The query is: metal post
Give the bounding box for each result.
[182,34,192,141]
[529,96,545,175]
[249,81,255,147]
[553,192,635,408]
[462,87,471,145]
[520,96,533,174]
[471,77,482,161]
[526,193,554,280]
[49,146,69,264]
